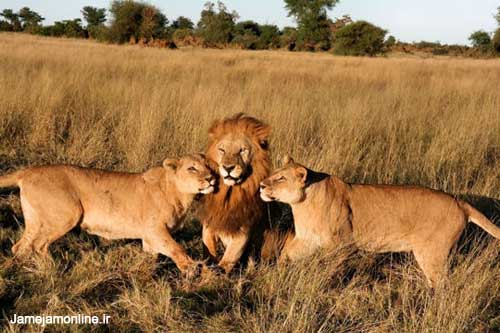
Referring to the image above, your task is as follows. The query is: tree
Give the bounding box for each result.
[284,0,339,50]
[139,6,168,39]
[333,21,387,56]
[468,30,491,49]
[495,6,500,26]
[18,7,44,32]
[492,29,500,53]
[0,9,22,31]
[81,6,106,28]
[109,0,168,43]
[171,16,193,30]
[197,2,238,46]
[385,35,396,47]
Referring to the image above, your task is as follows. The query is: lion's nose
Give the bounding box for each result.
[223,164,235,173]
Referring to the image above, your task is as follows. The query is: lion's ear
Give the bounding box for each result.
[295,166,308,185]
[208,121,221,141]
[282,155,294,166]
[163,158,179,171]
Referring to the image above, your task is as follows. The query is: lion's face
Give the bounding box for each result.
[211,134,255,186]
[260,157,307,204]
[164,154,216,195]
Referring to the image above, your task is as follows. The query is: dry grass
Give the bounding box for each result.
[0,33,499,332]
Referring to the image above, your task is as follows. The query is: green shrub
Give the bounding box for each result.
[385,35,396,47]
[333,21,387,56]
[280,26,297,50]
[172,28,194,41]
[259,24,281,49]
[232,33,259,50]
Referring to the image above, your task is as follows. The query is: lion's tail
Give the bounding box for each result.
[459,200,500,240]
[0,171,22,189]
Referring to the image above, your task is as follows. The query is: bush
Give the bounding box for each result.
[333,21,387,56]
[90,25,113,43]
[232,33,259,50]
[259,24,281,49]
[280,26,298,50]
[172,28,193,41]
[432,47,449,55]
[0,19,12,31]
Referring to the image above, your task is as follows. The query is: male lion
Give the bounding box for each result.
[199,114,271,273]
[260,156,500,288]
[0,154,215,276]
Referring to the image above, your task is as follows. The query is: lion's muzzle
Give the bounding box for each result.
[220,164,244,186]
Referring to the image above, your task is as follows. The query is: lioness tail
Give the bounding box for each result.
[459,200,500,240]
[0,171,21,189]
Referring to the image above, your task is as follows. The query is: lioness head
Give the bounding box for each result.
[259,155,308,204]
[207,114,271,187]
[163,154,216,195]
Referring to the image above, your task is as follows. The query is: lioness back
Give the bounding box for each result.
[348,184,466,252]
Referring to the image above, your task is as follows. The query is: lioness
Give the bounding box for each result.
[260,156,500,288]
[0,154,215,276]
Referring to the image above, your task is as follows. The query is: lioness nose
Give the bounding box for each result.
[223,165,235,173]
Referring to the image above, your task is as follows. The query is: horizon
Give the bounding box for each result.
[1,0,499,45]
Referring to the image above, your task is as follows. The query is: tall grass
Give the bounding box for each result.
[0,33,499,332]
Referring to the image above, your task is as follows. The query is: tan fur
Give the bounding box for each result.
[260,157,500,288]
[199,114,271,273]
[0,154,215,276]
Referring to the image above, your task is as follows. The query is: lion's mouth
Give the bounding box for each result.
[223,176,243,186]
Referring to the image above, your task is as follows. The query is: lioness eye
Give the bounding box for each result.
[277,176,286,182]
[188,166,197,173]
[240,148,248,155]
[218,147,225,155]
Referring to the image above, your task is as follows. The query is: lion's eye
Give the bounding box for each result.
[218,147,225,155]
[277,176,286,182]
[188,166,197,173]
[240,148,248,155]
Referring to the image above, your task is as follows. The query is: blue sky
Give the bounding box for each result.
[2,0,499,45]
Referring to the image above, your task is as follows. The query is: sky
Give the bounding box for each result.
[1,0,499,45]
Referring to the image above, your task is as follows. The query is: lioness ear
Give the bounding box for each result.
[282,155,294,166]
[163,158,179,171]
[295,166,308,185]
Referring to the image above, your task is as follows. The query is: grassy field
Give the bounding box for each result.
[0,33,499,332]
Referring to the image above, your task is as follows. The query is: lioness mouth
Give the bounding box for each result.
[199,185,214,194]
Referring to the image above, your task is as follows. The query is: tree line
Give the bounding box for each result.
[1,1,499,57]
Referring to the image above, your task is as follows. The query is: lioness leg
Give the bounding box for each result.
[218,232,249,273]
[202,225,219,262]
[413,248,449,289]
[12,194,44,256]
[280,237,318,262]
[144,228,198,276]
[14,189,82,257]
